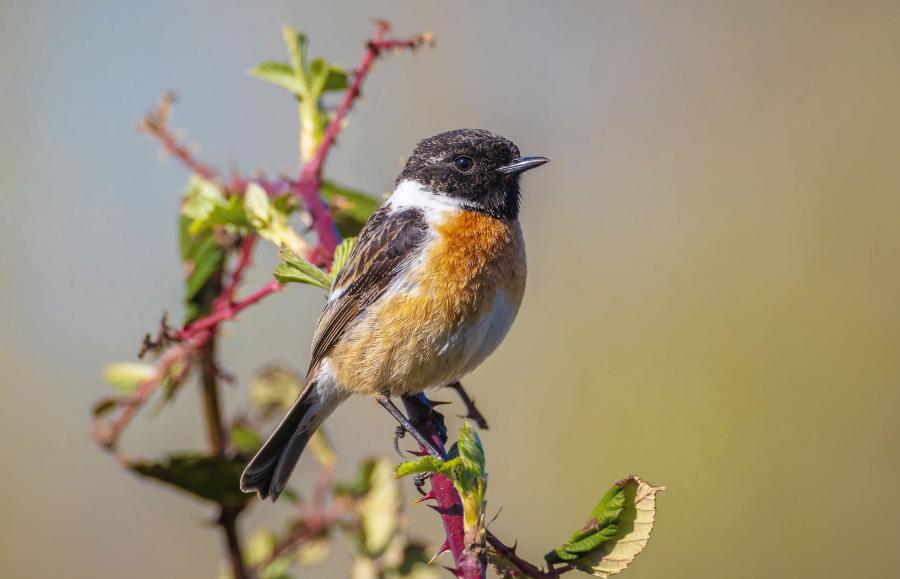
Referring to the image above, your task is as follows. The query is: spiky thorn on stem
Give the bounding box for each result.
[446,381,489,429]
[101,20,434,579]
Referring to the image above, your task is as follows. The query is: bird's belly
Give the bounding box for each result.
[329,213,526,396]
[329,285,523,397]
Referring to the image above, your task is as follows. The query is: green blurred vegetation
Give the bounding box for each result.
[2,1,899,578]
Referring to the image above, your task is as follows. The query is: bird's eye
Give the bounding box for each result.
[452,155,475,173]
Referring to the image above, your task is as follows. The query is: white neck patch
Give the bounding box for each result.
[387,180,464,219]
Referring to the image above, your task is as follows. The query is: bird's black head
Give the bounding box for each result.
[396,129,548,220]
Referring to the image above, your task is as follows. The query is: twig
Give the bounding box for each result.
[402,400,480,579]
[93,343,191,448]
[486,532,575,578]
[191,260,250,579]
[137,91,219,181]
[294,22,432,264]
[177,280,284,342]
[447,382,489,429]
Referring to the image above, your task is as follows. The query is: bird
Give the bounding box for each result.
[240,129,548,501]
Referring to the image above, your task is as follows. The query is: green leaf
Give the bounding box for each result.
[189,195,251,235]
[281,25,308,78]
[249,60,306,97]
[331,237,357,278]
[103,362,154,394]
[293,534,330,566]
[309,57,349,94]
[245,530,278,566]
[184,235,224,303]
[358,459,401,556]
[244,182,273,228]
[250,366,305,412]
[274,246,332,290]
[545,476,665,577]
[321,180,379,237]
[230,424,263,454]
[129,453,252,508]
[390,541,443,578]
[394,456,448,478]
[456,421,485,475]
[448,422,487,532]
[182,175,226,221]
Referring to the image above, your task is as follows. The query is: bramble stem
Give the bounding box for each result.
[197,269,248,579]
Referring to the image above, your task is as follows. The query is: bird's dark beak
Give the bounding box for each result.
[497,156,550,175]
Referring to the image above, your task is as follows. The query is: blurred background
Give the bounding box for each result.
[2,1,899,577]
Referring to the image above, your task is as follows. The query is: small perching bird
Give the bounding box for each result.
[241,129,548,500]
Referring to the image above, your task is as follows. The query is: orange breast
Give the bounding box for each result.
[329,211,526,396]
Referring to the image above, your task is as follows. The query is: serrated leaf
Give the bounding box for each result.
[456,421,485,475]
[394,456,448,478]
[310,57,348,94]
[249,60,306,97]
[274,246,332,290]
[447,422,487,532]
[129,453,251,508]
[321,180,379,237]
[103,362,154,395]
[331,237,357,278]
[546,476,664,577]
[250,366,304,412]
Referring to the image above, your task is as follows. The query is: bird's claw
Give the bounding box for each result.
[413,472,432,496]
[393,425,408,458]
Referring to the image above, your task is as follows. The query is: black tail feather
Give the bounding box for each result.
[240,382,326,501]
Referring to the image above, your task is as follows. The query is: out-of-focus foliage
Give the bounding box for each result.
[129,453,251,509]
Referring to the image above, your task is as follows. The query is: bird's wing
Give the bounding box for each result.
[308,206,428,373]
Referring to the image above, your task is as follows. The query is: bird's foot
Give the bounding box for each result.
[412,472,432,496]
[403,393,448,446]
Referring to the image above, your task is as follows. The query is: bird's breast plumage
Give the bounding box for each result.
[328,209,526,396]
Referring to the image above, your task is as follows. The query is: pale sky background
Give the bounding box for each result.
[2,1,900,578]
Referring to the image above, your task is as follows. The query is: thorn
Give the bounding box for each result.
[428,399,452,407]
[414,490,437,504]
[428,541,451,564]
[512,539,518,554]
[442,566,457,575]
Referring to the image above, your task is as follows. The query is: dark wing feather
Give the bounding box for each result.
[307,206,427,372]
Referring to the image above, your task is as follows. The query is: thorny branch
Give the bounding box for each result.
[98,21,562,579]
[93,22,428,450]
[294,21,434,265]
[487,533,575,578]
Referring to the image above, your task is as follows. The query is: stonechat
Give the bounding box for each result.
[241,129,548,500]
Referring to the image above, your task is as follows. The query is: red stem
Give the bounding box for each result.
[412,416,480,578]
[295,22,427,264]
[178,280,284,341]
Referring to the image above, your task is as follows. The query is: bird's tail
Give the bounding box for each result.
[240,377,346,501]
